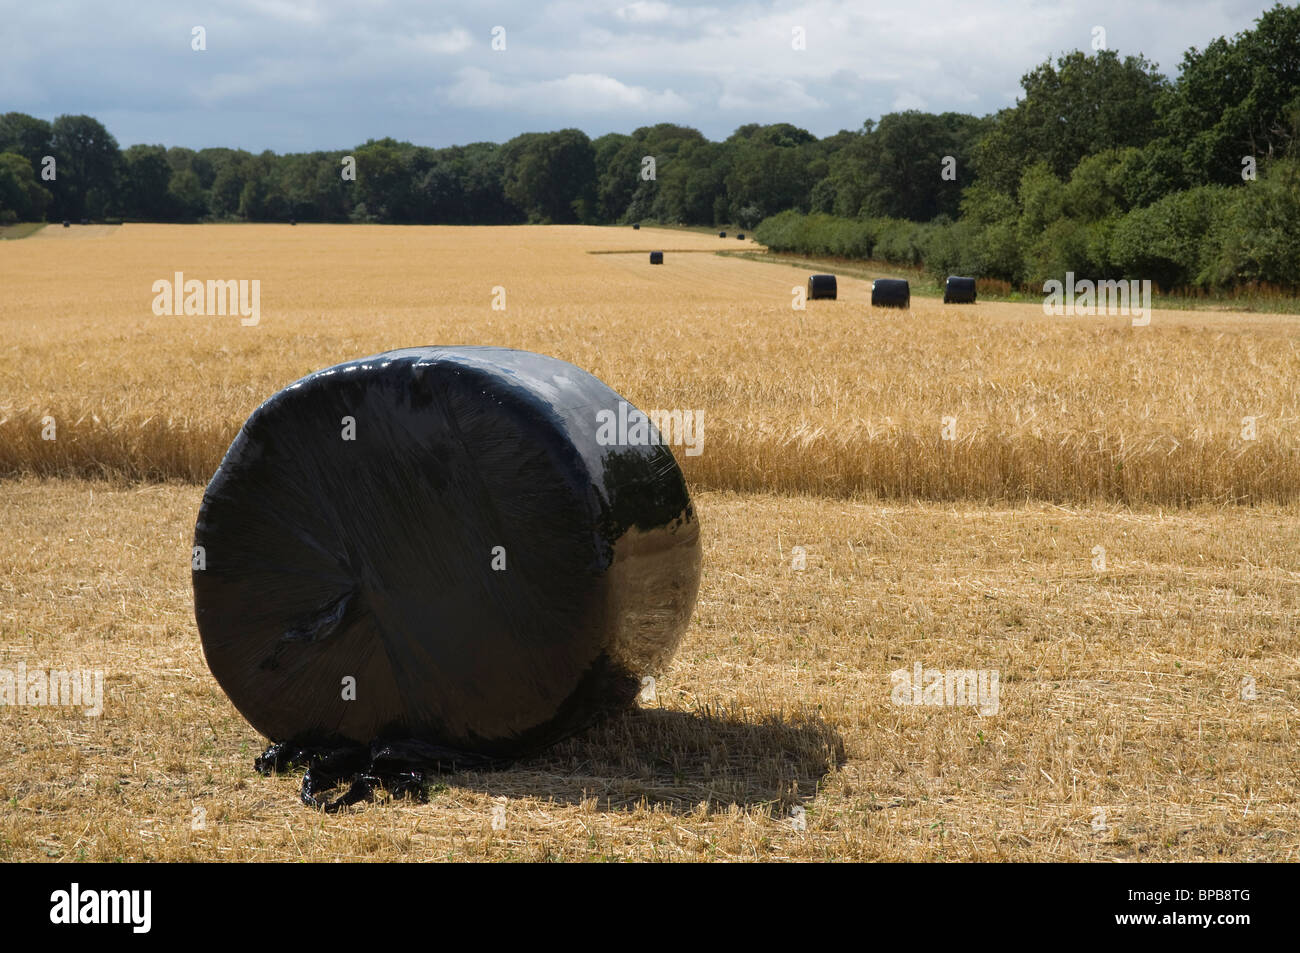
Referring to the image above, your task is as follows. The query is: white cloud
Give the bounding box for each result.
[616,1,675,24]
[442,68,690,114]
[236,0,328,25]
[892,91,928,112]
[406,29,473,54]
[614,2,719,27]
[195,60,313,104]
[719,76,823,113]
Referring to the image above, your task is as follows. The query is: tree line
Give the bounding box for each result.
[0,114,981,230]
[2,4,1297,290]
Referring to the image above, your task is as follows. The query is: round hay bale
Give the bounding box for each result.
[61,220,70,228]
[736,233,745,240]
[632,223,640,230]
[649,251,664,264]
[871,279,910,309]
[807,274,837,300]
[193,346,702,760]
[943,276,976,304]
[719,231,727,238]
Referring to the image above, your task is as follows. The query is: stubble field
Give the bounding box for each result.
[1,224,1297,861]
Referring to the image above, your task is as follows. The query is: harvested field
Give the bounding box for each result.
[1,225,1296,504]
[2,478,1296,861]
[2,225,1297,862]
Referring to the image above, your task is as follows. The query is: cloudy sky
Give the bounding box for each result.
[0,0,1277,151]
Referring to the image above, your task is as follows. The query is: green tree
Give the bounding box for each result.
[656,138,728,223]
[723,123,819,223]
[352,138,412,222]
[0,152,52,222]
[832,112,989,221]
[1209,158,1300,285]
[208,152,253,219]
[236,151,289,221]
[974,50,1167,196]
[0,113,53,174]
[167,169,207,220]
[122,144,175,220]
[49,114,122,219]
[592,124,707,223]
[1108,185,1235,288]
[440,142,515,223]
[592,131,633,220]
[1161,3,1300,185]
[500,129,596,224]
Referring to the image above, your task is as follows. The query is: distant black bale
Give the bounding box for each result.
[872,279,910,309]
[736,233,745,240]
[719,231,727,238]
[289,217,296,226]
[632,223,640,230]
[62,220,70,228]
[944,276,977,304]
[807,274,837,300]
[649,251,664,264]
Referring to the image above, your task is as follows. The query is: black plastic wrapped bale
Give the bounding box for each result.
[193,346,702,777]
[944,276,977,304]
[632,223,640,229]
[719,231,727,238]
[62,219,70,228]
[872,278,910,309]
[807,274,837,300]
[649,251,663,264]
[736,233,745,240]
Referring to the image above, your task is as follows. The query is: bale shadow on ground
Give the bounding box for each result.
[443,703,847,814]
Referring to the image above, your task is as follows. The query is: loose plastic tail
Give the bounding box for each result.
[255,740,499,813]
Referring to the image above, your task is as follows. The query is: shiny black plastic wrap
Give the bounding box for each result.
[807,274,837,300]
[871,278,911,309]
[193,347,702,790]
[944,276,977,304]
